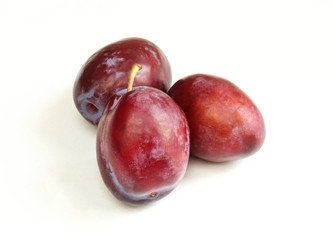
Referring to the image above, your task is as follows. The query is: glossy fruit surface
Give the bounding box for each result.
[168,74,265,162]
[97,86,189,205]
[73,38,172,125]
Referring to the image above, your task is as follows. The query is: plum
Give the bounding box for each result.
[96,65,189,205]
[73,38,171,125]
[168,74,265,162]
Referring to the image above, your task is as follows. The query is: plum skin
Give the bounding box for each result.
[73,37,172,125]
[168,74,265,162]
[97,87,190,206]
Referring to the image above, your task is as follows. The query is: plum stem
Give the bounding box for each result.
[127,64,142,92]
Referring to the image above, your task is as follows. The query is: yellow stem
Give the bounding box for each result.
[127,64,142,92]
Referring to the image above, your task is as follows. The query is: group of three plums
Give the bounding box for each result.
[73,37,265,206]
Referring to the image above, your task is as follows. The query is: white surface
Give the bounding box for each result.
[1,0,333,239]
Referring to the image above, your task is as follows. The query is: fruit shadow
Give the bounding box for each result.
[184,155,239,182]
[35,87,146,220]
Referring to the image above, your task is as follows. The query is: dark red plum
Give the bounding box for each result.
[73,38,171,125]
[97,84,190,206]
[168,74,265,162]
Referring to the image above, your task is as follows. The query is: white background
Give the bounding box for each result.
[1,0,332,239]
